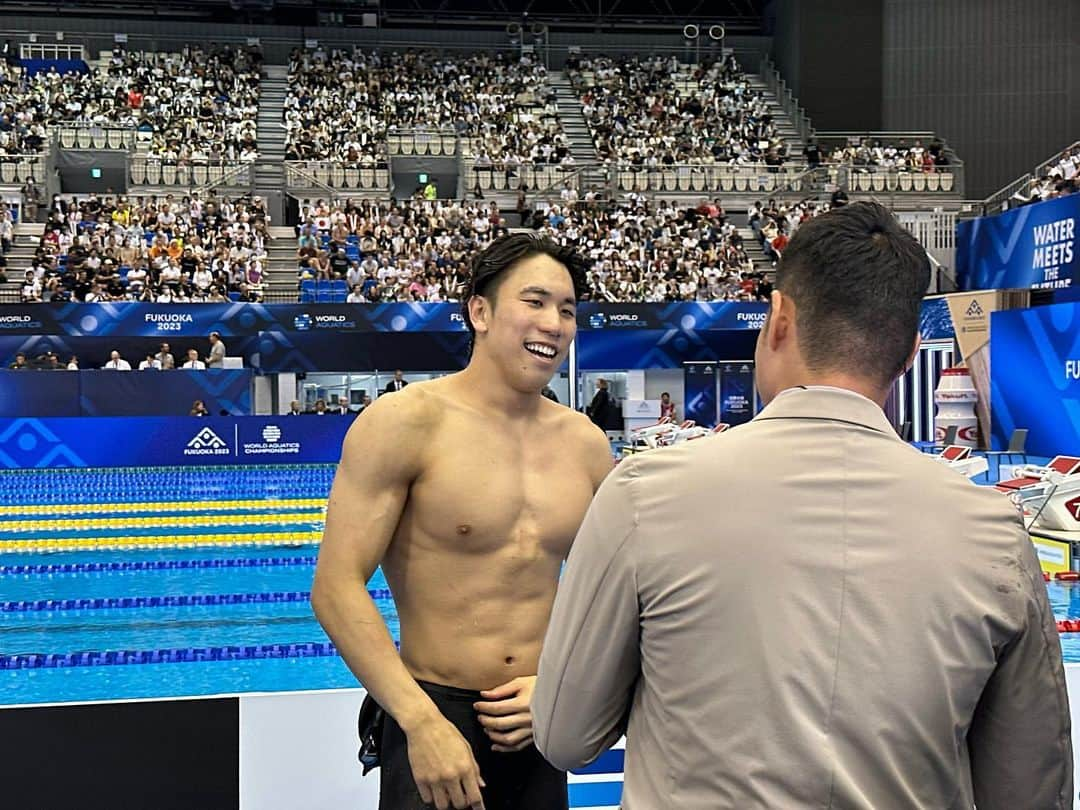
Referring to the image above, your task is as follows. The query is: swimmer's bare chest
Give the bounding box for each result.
[383,406,595,686]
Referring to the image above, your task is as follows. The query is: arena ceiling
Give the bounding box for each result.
[2,0,768,32]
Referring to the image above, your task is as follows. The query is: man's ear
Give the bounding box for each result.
[467,294,491,335]
[765,289,794,352]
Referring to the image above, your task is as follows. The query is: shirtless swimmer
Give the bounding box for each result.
[312,232,613,810]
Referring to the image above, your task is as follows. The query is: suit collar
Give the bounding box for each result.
[754,386,896,435]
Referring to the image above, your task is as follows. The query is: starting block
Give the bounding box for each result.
[994,456,1080,531]
[932,445,989,479]
[623,418,731,456]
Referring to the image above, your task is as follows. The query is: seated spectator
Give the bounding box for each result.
[7,44,261,160]
[570,52,781,167]
[189,399,209,416]
[23,191,270,304]
[103,350,131,370]
[138,353,161,370]
[181,348,205,369]
[284,48,564,168]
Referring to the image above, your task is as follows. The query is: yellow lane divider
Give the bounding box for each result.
[0,499,328,516]
[0,531,324,553]
[0,512,325,533]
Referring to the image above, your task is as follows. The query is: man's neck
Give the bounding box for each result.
[777,371,888,408]
[456,358,543,419]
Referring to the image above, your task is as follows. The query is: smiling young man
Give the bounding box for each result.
[313,233,613,810]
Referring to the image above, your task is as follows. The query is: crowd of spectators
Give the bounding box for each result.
[0,45,261,161]
[0,62,48,156]
[292,195,769,303]
[568,52,784,168]
[284,48,569,166]
[807,137,951,172]
[20,191,270,303]
[1010,145,1079,207]
[748,196,833,264]
[293,197,509,302]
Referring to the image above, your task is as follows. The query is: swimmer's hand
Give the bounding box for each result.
[474,675,536,753]
[405,715,486,810]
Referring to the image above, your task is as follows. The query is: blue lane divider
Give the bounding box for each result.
[0,556,319,576]
[0,641,342,670]
[1,588,394,612]
[0,522,324,541]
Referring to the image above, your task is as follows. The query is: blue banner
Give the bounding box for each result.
[719,363,755,426]
[0,415,352,469]
[578,302,768,331]
[956,194,1080,291]
[0,303,469,337]
[683,362,718,428]
[0,370,251,417]
[577,330,758,370]
[990,303,1080,456]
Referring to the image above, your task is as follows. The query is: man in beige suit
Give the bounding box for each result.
[532,202,1073,809]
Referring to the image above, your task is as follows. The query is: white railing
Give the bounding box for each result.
[56,125,137,151]
[20,43,85,61]
[387,128,458,157]
[610,162,809,194]
[0,154,46,185]
[130,157,251,188]
[285,162,390,192]
[468,162,579,194]
[895,210,956,278]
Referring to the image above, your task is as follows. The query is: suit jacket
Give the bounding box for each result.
[383,379,407,393]
[533,386,1072,810]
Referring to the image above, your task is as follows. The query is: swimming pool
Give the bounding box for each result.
[3,463,1080,709]
[4,541,1080,706]
[0,544,392,705]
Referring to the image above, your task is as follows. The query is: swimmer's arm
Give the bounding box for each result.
[579,418,616,493]
[311,393,442,733]
[532,462,641,771]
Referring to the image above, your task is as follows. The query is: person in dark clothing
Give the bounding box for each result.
[586,378,612,428]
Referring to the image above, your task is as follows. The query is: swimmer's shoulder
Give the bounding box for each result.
[342,380,446,461]
[544,400,614,487]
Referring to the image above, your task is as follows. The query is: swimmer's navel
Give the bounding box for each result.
[456,524,471,535]
[505,656,515,666]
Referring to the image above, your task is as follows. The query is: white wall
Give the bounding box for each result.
[239,672,1080,810]
[643,370,684,421]
[252,376,272,415]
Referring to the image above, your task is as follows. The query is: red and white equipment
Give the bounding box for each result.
[932,444,989,479]
[624,418,731,455]
[994,456,1080,530]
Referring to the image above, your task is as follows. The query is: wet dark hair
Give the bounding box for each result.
[774,201,930,387]
[460,232,589,350]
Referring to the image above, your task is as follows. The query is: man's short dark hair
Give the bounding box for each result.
[460,232,589,348]
[775,201,930,387]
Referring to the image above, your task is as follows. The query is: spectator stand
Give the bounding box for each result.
[812,132,965,196]
[982,140,1080,216]
[5,192,273,305]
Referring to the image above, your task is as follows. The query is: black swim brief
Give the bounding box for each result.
[377,679,568,810]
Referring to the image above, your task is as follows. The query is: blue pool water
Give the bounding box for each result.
[0,544,395,705]
[3,542,1080,705]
